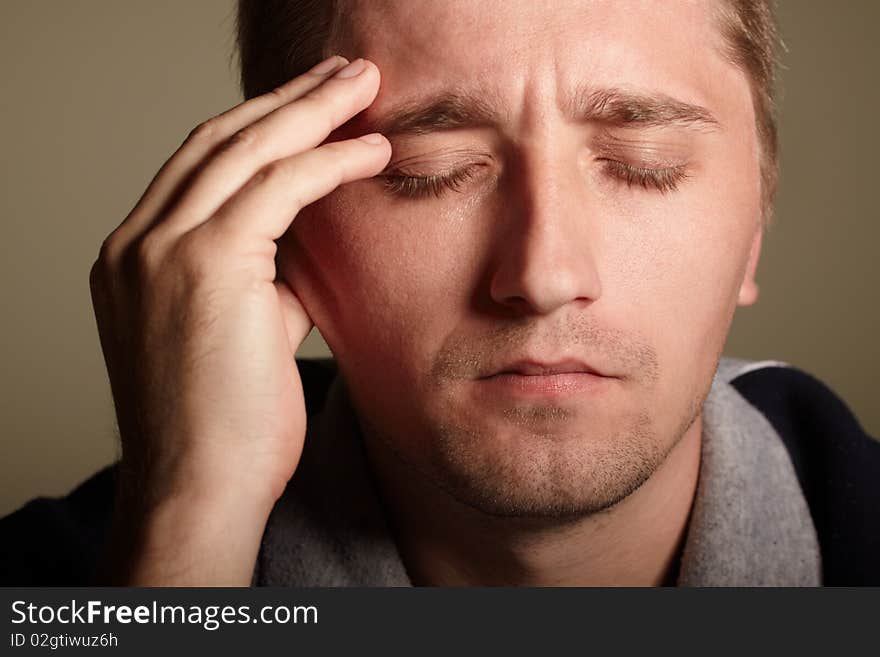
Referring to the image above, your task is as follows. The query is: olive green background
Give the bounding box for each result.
[1,1,877,517]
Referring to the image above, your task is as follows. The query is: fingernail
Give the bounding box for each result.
[309,55,347,75]
[333,58,367,79]
[357,133,386,145]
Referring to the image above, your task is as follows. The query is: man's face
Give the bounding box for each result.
[277,0,764,516]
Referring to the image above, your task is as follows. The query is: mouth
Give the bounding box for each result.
[481,358,609,378]
[476,359,615,398]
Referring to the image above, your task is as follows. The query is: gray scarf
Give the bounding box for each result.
[254,357,821,586]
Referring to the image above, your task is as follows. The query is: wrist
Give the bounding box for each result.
[98,469,277,586]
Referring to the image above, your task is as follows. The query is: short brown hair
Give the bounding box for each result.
[235,0,783,226]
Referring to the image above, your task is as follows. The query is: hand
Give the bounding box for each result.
[88,56,391,584]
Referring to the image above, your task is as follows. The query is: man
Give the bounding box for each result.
[1,0,878,586]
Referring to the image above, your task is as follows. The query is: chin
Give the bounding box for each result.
[418,409,666,519]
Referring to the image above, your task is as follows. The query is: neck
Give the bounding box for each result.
[363,415,702,587]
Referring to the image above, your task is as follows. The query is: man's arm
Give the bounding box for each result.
[83,54,389,585]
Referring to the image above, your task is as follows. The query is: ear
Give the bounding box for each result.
[737,226,763,306]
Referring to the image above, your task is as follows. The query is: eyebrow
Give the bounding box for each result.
[360,85,720,138]
[566,86,720,131]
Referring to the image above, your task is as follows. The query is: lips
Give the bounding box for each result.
[483,358,608,378]
[475,358,613,399]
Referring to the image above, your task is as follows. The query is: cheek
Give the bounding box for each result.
[277,188,479,368]
[608,150,761,382]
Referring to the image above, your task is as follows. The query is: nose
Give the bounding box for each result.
[488,151,602,316]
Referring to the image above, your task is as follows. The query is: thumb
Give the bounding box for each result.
[273,278,315,356]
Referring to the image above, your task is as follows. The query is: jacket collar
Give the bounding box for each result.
[676,361,821,585]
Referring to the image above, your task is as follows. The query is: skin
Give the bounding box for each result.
[278,0,763,585]
[91,0,763,585]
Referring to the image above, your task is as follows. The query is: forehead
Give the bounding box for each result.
[335,0,752,133]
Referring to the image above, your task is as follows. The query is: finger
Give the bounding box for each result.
[203,133,391,243]
[158,59,382,238]
[273,278,314,357]
[108,55,351,254]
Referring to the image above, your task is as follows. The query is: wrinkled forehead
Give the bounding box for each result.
[332,0,750,130]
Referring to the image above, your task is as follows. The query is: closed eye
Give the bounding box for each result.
[380,159,689,199]
[381,164,482,199]
[599,159,689,193]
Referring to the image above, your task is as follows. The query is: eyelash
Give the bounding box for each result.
[597,159,689,194]
[381,166,480,199]
[381,160,688,200]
